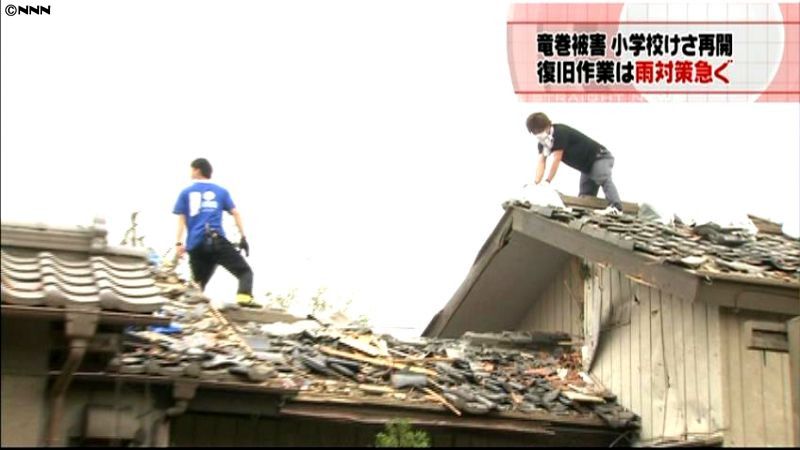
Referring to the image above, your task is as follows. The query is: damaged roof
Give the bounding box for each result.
[1,219,167,314]
[68,267,640,433]
[524,202,800,285]
[424,199,800,338]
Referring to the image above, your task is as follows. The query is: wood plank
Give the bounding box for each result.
[601,266,613,329]
[782,336,796,446]
[661,293,685,438]
[550,266,559,332]
[584,264,591,341]
[256,418,278,445]
[721,311,744,446]
[788,317,800,446]
[600,267,611,387]
[639,283,653,440]
[552,276,559,332]
[707,306,724,434]
[314,421,338,446]
[588,265,604,374]
[572,258,584,337]
[532,284,542,331]
[741,326,767,446]
[562,263,571,333]
[319,346,437,376]
[672,296,687,437]
[565,260,575,335]
[551,280,559,332]
[630,282,642,432]
[681,297,700,435]
[690,302,710,434]
[608,268,622,397]
[562,390,606,403]
[619,271,631,409]
[235,416,258,446]
[212,416,238,446]
[557,264,566,332]
[193,413,217,447]
[650,289,667,440]
[559,259,575,334]
[543,282,552,332]
[170,415,194,446]
[532,283,542,330]
[764,351,789,447]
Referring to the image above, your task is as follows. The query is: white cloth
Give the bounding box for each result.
[518,183,567,209]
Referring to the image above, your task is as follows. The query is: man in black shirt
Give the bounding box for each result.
[526,112,623,214]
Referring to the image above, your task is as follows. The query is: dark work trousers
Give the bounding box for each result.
[578,149,623,210]
[188,237,253,296]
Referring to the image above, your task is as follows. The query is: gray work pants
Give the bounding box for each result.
[579,150,622,210]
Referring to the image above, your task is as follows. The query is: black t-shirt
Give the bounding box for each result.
[538,123,605,173]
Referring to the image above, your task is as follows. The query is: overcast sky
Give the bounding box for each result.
[2,0,798,334]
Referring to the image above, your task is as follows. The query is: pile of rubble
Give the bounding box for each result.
[106,267,638,429]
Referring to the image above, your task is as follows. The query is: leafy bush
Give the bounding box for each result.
[375,419,430,448]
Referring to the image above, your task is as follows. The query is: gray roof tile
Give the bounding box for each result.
[1,220,167,314]
[508,202,800,285]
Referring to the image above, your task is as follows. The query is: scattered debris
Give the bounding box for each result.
[98,265,641,430]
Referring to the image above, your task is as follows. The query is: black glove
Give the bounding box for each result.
[238,237,250,257]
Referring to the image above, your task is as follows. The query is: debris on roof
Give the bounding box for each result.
[504,201,800,285]
[107,267,639,430]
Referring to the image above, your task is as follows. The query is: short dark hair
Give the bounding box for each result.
[526,112,551,134]
[191,158,213,178]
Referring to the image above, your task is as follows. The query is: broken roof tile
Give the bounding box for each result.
[99,269,639,430]
[515,204,800,285]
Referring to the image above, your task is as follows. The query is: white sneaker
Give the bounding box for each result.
[596,205,622,216]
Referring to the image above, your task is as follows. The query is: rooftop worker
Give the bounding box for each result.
[173,158,257,307]
[526,112,623,215]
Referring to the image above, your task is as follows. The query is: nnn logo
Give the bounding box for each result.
[5,4,51,16]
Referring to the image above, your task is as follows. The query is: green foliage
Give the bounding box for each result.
[375,419,430,448]
[353,314,371,328]
[310,287,330,314]
[266,288,298,310]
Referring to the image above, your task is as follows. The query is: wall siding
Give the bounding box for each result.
[1,318,52,447]
[520,262,797,446]
[517,257,584,337]
[720,309,794,447]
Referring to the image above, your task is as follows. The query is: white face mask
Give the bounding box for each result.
[535,127,554,156]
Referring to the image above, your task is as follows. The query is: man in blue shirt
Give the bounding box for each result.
[173,158,256,306]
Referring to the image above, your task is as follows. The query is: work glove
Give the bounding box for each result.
[238,237,250,257]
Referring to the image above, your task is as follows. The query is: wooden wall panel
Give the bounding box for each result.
[720,309,793,447]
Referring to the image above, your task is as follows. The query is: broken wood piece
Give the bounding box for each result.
[319,346,437,377]
[562,390,606,403]
[423,387,461,416]
[339,336,383,357]
[358,384,396,395]
[208,304,254,354]
[389,356,455,364]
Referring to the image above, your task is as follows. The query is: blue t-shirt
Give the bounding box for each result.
[173,181,236,251]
